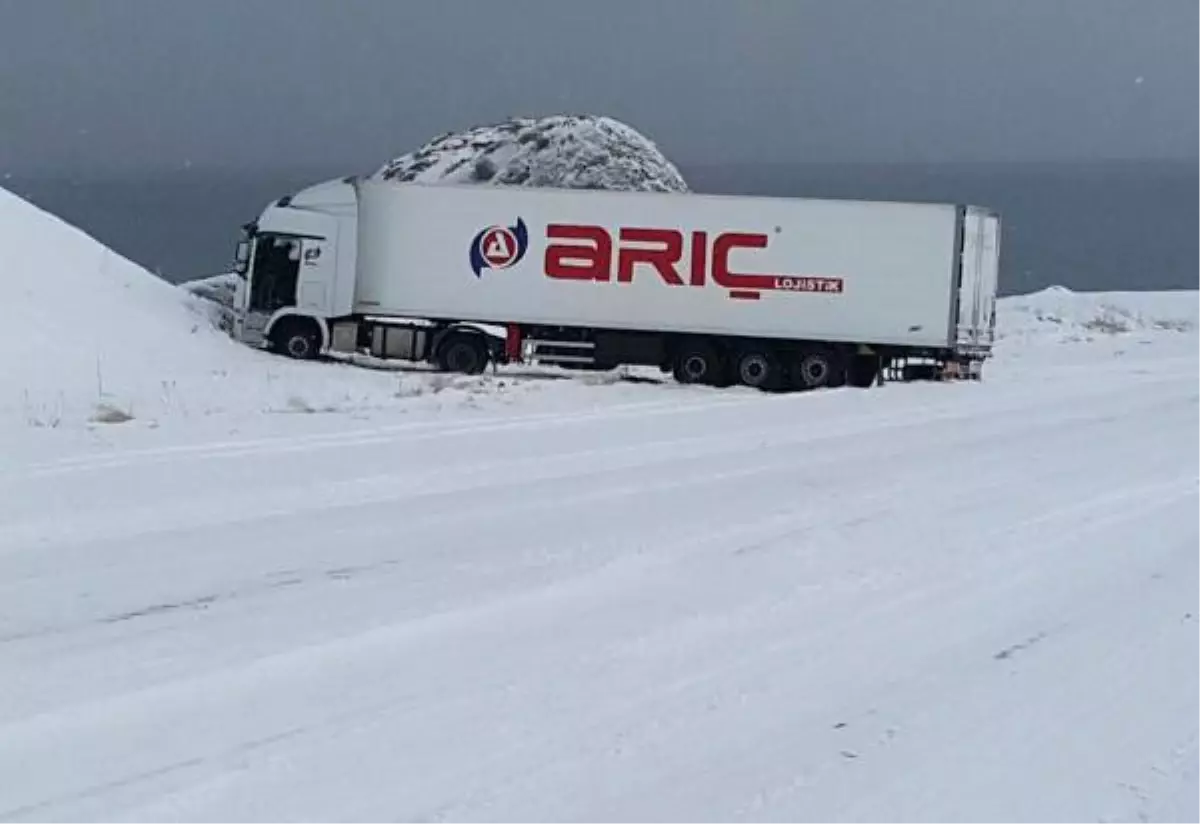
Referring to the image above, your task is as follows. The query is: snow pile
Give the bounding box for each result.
[996,285,1198,345]
[374,114,689,193]
[181,271,239,332]
[0,185,250,428]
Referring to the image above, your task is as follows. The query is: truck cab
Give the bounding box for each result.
[231,177,358,355]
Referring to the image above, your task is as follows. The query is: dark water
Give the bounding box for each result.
[5,160,1196,296]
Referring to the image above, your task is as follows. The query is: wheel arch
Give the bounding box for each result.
[431,322,504,360]
[264,310,329,351]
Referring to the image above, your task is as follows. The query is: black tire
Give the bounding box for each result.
[271,319,321,360]
[672,340,724,386]
[734,349,779,390]
[435,333,489,375]
[793,346,844,390]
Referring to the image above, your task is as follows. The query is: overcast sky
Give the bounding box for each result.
[1,0,1195,175]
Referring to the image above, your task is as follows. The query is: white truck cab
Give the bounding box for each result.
[231,177,358,356]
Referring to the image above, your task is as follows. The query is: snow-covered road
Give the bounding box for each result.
[1,338,1196,822]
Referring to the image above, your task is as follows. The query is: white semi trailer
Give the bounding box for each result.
[229,176,1000,390]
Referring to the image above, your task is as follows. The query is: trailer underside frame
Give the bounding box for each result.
[312,313,992,392]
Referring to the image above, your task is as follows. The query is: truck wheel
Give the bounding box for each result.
[735,350,778,389]
[271,318,321,360]
[436,333,489,375]
[672,341,723,385]
[794,347,843,390]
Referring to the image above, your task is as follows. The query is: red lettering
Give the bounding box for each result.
[542,224,842,298]
[712,233,778,293]
[689,230,707,286]
[617,228,684,285]
[545,224,611,281]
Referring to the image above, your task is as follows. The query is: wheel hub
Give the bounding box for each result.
[683,355,708,379]
[738,354,770,386]
[802,356,829,386]
[449,345,476,372]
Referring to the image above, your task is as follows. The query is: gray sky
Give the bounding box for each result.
[1,0,1195,174]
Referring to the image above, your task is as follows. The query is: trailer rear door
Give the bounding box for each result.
[956,207,1001,355]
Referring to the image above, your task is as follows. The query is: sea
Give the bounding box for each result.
[5,159,1196,297]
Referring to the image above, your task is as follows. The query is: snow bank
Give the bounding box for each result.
[996,285,1198,345]
[374,114,689,193]
[0,185,248,428]
[180,271,239,333]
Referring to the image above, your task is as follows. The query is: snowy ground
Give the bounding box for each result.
[0,187,1197,822]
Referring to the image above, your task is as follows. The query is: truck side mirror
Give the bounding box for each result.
[233,240,250,275]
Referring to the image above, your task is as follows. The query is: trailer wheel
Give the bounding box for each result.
[793,347,844,390]
[672,341,723,385]
[270,317,321,360]
[735,350,778,390]
[435,332,489,375]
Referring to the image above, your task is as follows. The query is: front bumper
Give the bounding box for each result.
[232,311,268,347]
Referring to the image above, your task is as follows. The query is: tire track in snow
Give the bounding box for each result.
[403,483,1198,823]
[10,391,761,478]
[0,499,866,821]
[0,355,1193,820]
[7,361,1186,480]
[1,374,1181,555]
[72,474,1200,824]
[2,378,1188,668]
[0,371,1188,660]
[7,390,1072,643]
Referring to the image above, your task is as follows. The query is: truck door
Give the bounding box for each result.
[248,235,301,314]
[297,236,334,314]
[956,207,1001,352]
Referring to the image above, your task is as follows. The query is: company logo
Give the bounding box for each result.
[469,218,529,277]
[543,225,843,300]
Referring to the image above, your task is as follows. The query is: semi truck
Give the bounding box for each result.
[229,176,1000,391]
